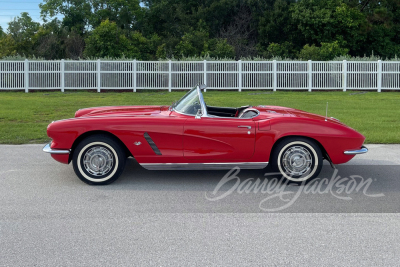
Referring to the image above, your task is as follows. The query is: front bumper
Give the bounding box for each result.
[43,143,70,154]
[344,145,368,155]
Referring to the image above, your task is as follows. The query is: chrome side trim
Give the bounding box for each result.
[344,145,368,155]
[140,162,268,170]
[42,143,70,154]
[144,133,162,155]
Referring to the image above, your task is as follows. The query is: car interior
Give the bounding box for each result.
[206,105,259,118]
[197,85,259,119]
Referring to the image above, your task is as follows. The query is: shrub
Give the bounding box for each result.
[299,41,349,60]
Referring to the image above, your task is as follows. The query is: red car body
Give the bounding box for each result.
[46,97,365,169]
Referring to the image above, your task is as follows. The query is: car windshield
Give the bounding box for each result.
[172,87,201,115]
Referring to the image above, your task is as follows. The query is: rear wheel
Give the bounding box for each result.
[270,137,323,183]
[72,135,126,185]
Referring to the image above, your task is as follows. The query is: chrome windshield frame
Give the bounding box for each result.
[172,85,261,120]
[197,85,208,117]
[171,85,208,117]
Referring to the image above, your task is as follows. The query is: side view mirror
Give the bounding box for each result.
[195,109,202,119]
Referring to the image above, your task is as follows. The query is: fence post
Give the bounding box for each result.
[97,59,101,93]
[377,60,382,92]
[238,60,242,92]
[308,60,312,92]
[168,60,172,92]
[24,59,29,93]
[273,60,277,92]
[61,59,65,93]
[203,60,207,92]
[343,60,347,92]
[133,59,137,92]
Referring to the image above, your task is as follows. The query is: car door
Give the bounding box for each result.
[183,116,256,160]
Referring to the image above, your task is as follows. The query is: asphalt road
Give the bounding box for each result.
[0,144,399,266]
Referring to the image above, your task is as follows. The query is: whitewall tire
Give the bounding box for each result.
[270,137,323,183]
[72,135,126,185]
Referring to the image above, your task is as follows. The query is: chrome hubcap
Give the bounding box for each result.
[281,146,312,177]
[83,146,114,176]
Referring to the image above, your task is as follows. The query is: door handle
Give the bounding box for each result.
[238,125,252,129]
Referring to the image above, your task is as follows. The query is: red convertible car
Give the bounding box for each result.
[43,84,367,185]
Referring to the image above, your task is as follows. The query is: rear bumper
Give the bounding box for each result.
[344,145,368,155]
[43,143,70,154]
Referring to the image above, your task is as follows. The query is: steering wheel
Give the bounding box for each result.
[192,103,201,114]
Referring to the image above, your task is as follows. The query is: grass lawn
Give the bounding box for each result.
[0,90,399,144]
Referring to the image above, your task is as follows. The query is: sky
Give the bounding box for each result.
[0,0,62,32]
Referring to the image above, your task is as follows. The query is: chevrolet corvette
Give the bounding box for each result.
[43,84,368,185]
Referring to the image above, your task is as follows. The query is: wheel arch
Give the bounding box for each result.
[69,130,132,163]
[270,135,330,163]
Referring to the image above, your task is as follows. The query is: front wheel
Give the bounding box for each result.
[72,135,126,185]
[270,137,323,183]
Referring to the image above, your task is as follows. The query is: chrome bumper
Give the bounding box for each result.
[43,143,70,154]
[344,145,368,155]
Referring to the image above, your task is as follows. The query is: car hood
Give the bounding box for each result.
[75,105,165,118]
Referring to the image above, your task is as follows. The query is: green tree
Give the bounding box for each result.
[126,31,162,60]
[143,0,267,58]
[33,19,66,59]
[64,31,85,59]
[258,0,300,53]
[298,44,321,61]
[7,12,40,56]
[353,0,400,57]
[2,0,399,60]
[0,35,17,58]
[207,38,235,58]
[291,0,367,54]
[90,0,143,31]
[84,19,132,58]
[40,0,92,34]
[174,29,210,58]
[174,21,235,59]
[40,0,143,35]
[83,19,159,59]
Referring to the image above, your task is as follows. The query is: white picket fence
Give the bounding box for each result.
[0,59,399,92]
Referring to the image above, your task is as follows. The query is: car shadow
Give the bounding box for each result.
[106,158,400,195]
[60,158,400,213]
